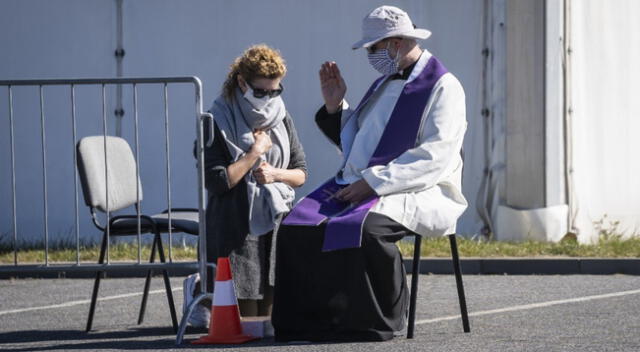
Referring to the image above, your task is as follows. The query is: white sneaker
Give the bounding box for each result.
[183,273,211,328]
[190,303,211,328]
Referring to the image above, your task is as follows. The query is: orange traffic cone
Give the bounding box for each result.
[192,257,259,344]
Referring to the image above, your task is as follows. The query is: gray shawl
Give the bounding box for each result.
[210,88,294,236]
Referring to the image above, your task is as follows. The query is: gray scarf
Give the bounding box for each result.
[210,88,294,236]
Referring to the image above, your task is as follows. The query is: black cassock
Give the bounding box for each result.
[272,212,411,342]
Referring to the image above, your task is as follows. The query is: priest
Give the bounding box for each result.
[272,5,468,342]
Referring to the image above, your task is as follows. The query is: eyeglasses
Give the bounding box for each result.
[247,81,284,98]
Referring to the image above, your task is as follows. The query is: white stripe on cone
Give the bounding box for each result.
[213,280,238,307]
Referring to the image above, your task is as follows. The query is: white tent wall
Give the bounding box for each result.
[492,0,569,242]
[492,0,640,244]
[0,0,487,245]
[569,0,640,242]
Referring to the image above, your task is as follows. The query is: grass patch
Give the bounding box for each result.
[0,242,197,264]
[397,235,640,258]
[2,235,640,264]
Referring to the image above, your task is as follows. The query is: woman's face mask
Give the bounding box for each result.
[367,41,400,76]
[241,78,284,110]
[243,86,272,110]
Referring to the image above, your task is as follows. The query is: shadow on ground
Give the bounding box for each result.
[0,326,317,351]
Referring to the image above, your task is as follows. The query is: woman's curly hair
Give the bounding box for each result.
[222,44,287,101]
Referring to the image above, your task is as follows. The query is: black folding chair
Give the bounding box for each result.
[76,136,199,332]
[406,234,470,338]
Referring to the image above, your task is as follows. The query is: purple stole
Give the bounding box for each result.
[283,56,448,251]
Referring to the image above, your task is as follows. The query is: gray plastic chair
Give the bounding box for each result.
[76,136,198,332]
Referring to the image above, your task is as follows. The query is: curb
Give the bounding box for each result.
[0,263,198,279]
[404,258,640,275]
[2,258,639,279]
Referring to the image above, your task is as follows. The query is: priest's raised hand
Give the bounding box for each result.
[319,61,347,114]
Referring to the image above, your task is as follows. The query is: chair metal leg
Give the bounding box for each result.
[156,236,179,333]
[407,234,422,339]
[138,235,158,325]
[86,233,108,332]
[448,234,470,333]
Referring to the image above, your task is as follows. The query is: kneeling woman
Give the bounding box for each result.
[203,45,306,316]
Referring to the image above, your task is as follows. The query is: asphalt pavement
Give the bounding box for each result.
[1,275,639,351]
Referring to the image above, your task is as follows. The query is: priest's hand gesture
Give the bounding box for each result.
[319,61,347,114]
[335,179,376,204]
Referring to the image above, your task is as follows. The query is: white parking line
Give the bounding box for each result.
[416,288,640,325]
[3,286,639,323]
[0,287,182,317]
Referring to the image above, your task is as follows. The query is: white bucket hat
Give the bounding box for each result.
[352,5,431,50]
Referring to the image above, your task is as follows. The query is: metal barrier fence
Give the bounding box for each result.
[0,77,210,283]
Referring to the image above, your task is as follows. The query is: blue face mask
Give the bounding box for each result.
[367,42,400,75]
